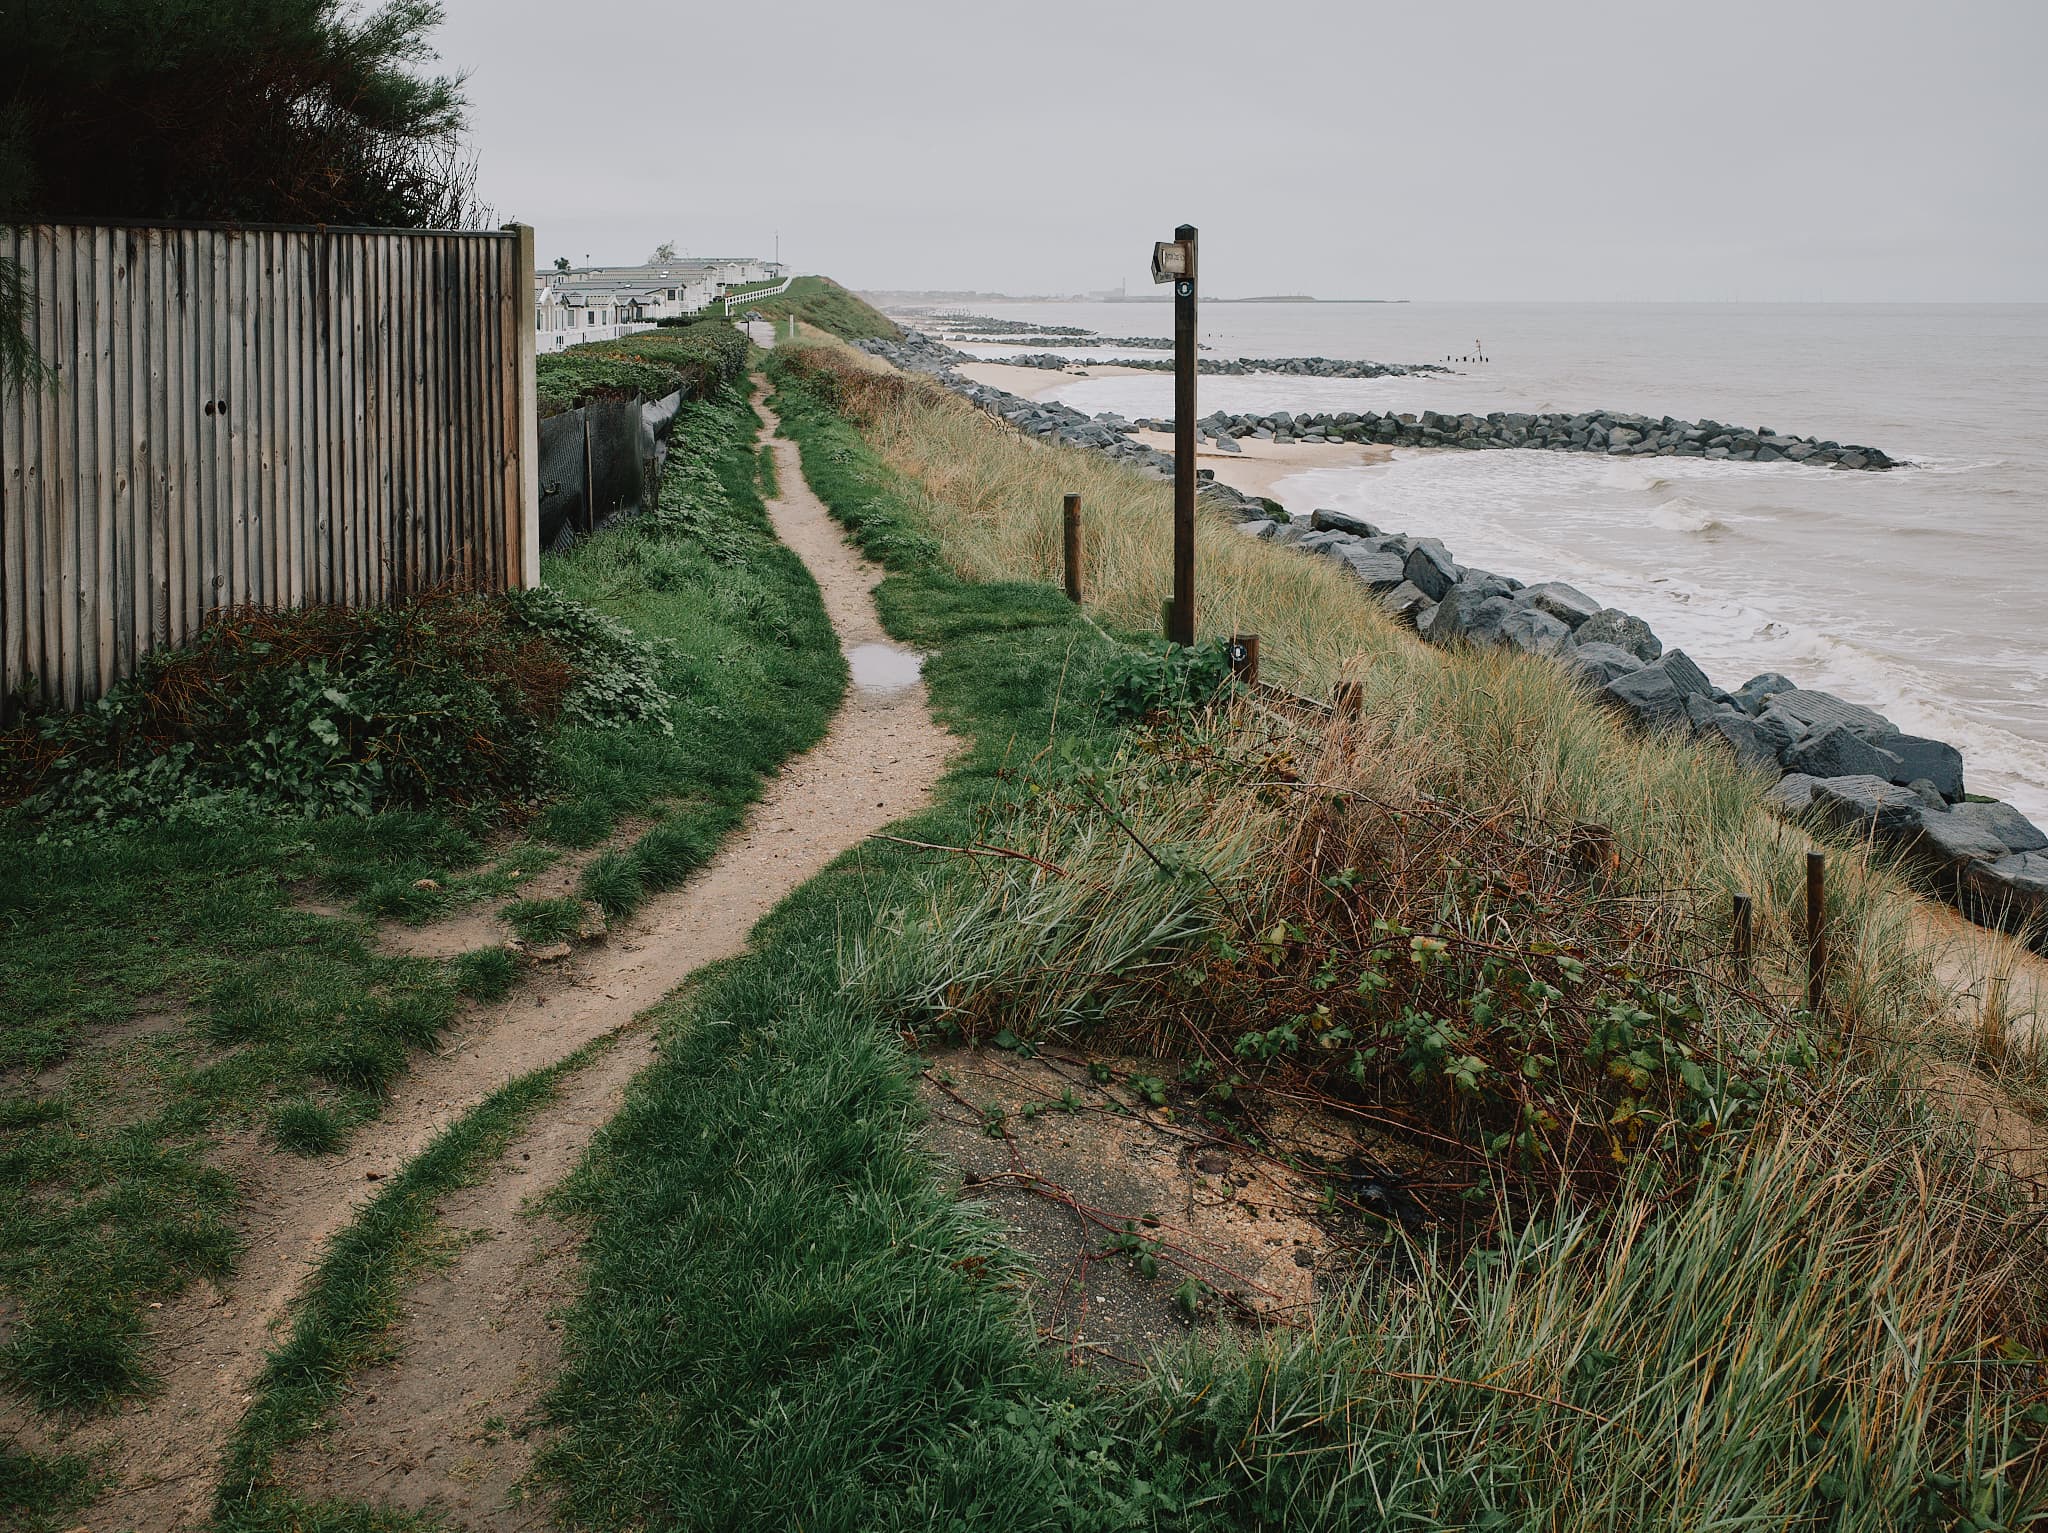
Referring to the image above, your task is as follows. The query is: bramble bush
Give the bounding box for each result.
[0,586,670,829]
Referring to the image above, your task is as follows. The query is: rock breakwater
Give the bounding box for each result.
[1154,407,1895,470]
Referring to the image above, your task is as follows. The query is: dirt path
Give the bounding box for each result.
[16,381,956,1533]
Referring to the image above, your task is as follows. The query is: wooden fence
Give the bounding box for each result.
[0,219,540,715]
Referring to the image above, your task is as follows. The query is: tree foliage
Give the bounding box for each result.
[1,1,484,386]
[0,0,481,229]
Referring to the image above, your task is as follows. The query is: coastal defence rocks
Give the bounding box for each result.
[857,331,1900,474]
[848,330,2030,932]
[1156,407,1896,472]
[1260,512,2043,932]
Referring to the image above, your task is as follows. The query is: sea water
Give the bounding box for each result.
[938,301,2048,823]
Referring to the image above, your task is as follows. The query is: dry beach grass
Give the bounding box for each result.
[769,336,2048,1521]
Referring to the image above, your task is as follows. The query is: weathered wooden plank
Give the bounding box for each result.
[511,225,539,589]
[1,228,25,708]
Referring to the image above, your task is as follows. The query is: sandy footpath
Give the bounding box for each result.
[9,380,958,1533]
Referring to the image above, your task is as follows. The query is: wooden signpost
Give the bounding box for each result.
[1154,225,1198,646]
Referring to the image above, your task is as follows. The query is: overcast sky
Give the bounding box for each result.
[435,0,2047,302]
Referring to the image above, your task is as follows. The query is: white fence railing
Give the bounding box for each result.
[723,275,793,315]
[538,320,658,354]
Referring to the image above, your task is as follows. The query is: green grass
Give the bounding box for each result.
[212,1036,618,1532]
[746,275,901,342]
[535,349,2047,1530]
[0,1443,101,1533]
[538,356,1164,1531]
[0,374,838,1415]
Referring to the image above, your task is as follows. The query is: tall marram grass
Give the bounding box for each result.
[776,341,2048,1526]
[1143,1116,2033,1529]
[785,342,2026,1064]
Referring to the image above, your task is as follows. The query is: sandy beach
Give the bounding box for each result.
[955,359,1153,396]
[954,361,1393,501]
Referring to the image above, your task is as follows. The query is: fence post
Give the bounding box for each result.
[1228,634,1259,684]
[1062,493,1083,603]
[1805,851,1828,1019]
[1731,892,1753,982]
[581,412,596,534]
[510,223,542,588]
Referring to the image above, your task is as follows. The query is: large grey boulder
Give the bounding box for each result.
[1403,541,1459,600]
[1876,734,1964,802]
[1378,580,1433,625]
[1497,605,1572,656]
[1751,704,1806,760]
[1730,673,1797,715]
[1914,809,2013,867]
[1572,609,1663,663]
[1659,649,1714,698]
[1769,689,1896,740]
[1952,801,2048,855]
[1603,649,1714,727]
[1330,546,1411,593]
[1808,774,1928,835]
[1699,706,1780,772]
[1308,507,1380,537]
[1782,723,1904,782]
[1766,774,1823,815]
[1516,581,1603,629]
[1420,586,1511,646]
[1964,852,2048,924]
[1564,641,1646,687]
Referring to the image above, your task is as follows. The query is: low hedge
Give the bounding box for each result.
[536,319,751,414]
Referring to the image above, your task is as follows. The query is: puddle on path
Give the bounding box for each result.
[848,642,925,692]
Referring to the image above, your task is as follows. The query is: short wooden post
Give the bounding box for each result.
[1161,598,1176,639]
[1731,893,1753,982]
[1228,634,1259,683]
[1805,852,1828,1019]
[1062,493,1082,603]
[1333,681,1363,720]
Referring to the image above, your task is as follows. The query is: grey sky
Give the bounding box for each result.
[436,0,2047,302]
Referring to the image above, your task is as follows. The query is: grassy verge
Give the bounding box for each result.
[0,362,838,1415]
[744,275,900,342]
[538,356,1162,1530]
[537,343,2046,1529]
[209,1034,619,1533]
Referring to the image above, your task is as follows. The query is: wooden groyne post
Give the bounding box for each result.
[1062,493,1082,603]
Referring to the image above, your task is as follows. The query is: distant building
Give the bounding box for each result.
[535,255,786,350]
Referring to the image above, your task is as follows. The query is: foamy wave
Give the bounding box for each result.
[1269,453,2048,824]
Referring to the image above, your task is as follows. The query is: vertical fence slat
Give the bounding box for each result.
[2,229,24,707]
[57,223,83,706]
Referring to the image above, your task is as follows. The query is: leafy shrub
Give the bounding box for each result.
[0,584,676,829]
[536,320,750,413]
[1097,637,1238,721]
[504,586,672,734]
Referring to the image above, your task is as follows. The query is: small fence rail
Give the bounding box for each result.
[723,275,794,315]
[1,218,540,715]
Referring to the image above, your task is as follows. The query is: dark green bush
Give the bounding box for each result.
[1097,637,1239,722]
[535,319,750,413]
[0,585,673,829]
